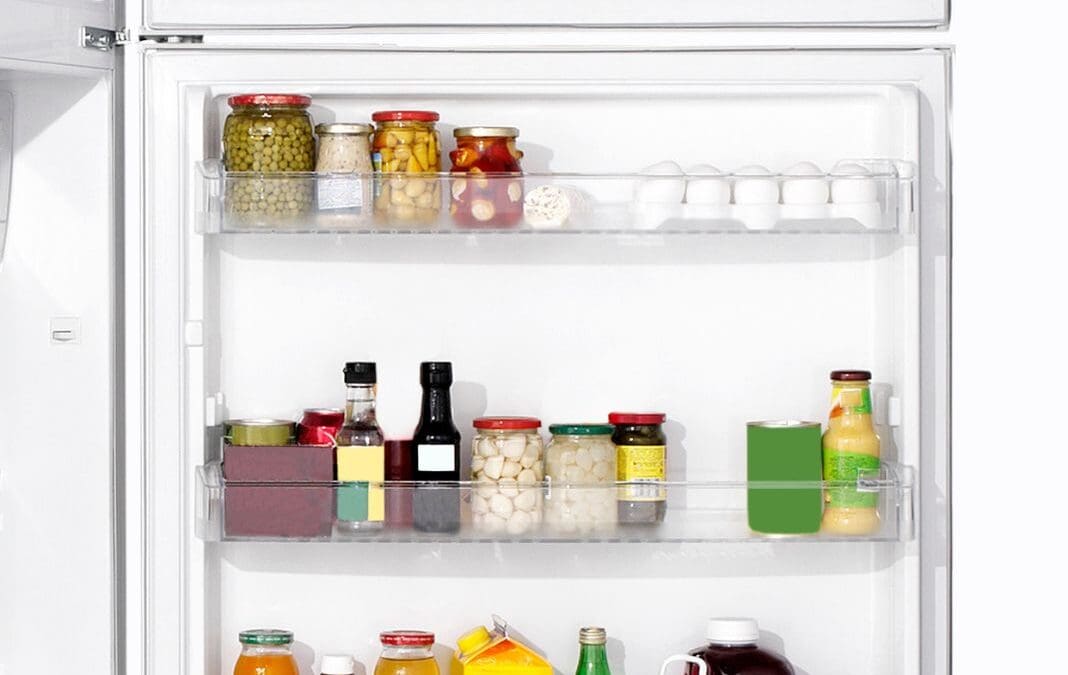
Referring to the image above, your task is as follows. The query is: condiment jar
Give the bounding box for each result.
[223,94,315,224]
[544,424,617,533]
[449,126,524,228]
[471,417,544,535]
[372,110,442,226]
[314,122,374,225]
[610,412,667,525]
[233,629,299,675]
[374,631,439,675]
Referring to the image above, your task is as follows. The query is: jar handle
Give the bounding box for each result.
[658,655,707,675]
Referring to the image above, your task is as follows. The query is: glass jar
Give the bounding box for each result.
[372,110,442,226]
[471,417,544,535]
[449,126,524,228]
[314,122,374,227]
[374,631,439,675]
[233,629,299,675]
[223,94,315,225]
[609,412,667,525]
[544,424,617,533]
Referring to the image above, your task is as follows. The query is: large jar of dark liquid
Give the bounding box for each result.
[610,412,667,524]
[686,619,795,675]
[411,362,461,533]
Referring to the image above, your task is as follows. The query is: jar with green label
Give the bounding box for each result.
[609,412,667,525]
[222,93,315,225]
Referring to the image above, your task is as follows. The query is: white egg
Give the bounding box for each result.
[685,164,731,205]
[830,162,878,204]
[732,165,780,204]
[782,161,830,205]
[636,161,686,203]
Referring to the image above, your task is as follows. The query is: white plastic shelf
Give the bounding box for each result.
[195,460,915,544]
[195,159,915,236]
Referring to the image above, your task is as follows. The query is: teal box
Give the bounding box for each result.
[747,421,823,534]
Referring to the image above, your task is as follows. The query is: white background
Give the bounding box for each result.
[952,2,1068,670]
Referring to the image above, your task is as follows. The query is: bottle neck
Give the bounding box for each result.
[345,384,378,424]
[418,384,453,425]
[829,382,873,429]
[577,643,609,670]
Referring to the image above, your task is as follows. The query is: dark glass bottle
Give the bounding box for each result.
[411,362,461,533]
[575,627,611,675]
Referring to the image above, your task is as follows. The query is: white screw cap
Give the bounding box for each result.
[320,654,356,674]
[706,618,759,644]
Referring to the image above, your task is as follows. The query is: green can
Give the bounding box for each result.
[746,420,823,535]
[224,418,296,447]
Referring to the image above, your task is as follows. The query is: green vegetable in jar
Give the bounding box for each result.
[222,94,316,224]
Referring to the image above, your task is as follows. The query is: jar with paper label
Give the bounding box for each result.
[610,412,667,525]
[314,122,373,228]
[544,424,617,533]
[471,417,543,535]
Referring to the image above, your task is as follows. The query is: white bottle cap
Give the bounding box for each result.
[706,618,760,644]
[320,654,356,675]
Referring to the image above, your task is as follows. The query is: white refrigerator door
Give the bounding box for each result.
[0,8,117,674]
[144,0,948,30]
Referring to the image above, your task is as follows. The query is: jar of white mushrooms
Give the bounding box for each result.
[544,423,617,534]
[471,417,544,535]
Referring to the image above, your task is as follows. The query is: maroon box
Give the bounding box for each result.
[222,444,335,539]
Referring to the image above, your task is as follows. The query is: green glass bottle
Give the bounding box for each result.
[575,627,611,675]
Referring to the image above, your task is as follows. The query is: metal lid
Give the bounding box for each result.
[474,416,541,430]
[380,630,435,647]
[315,122,373,135]
[746,420,820,429]
[578,627,607,645]
[830,369,872,382]
[453,126,519,138]
[224,418,295,428]
[549,423,615,436]
[372,110,439,122]
[228,93,311,107]
[608,412,666,425]
[239,629,294,646]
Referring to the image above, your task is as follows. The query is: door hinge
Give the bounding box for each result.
[79,26,131,51]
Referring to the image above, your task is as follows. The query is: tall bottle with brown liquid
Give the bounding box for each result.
[821,369,881,535]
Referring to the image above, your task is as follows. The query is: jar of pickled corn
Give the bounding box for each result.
[222,94,315,226]
[449,126,524,228]
[471,417,543,535]
[544,424,617,533]
[372,110,441,226]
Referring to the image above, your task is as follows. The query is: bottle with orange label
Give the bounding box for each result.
[821,369,881,535]
[233,629,299,675]
[452,615,553,675]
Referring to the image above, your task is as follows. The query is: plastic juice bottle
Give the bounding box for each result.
[685,618,794,675]
[233,629,299,675]
[821,370,881,535]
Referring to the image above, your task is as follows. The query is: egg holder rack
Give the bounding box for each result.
[195,459,915,543]
[194,159,915,236]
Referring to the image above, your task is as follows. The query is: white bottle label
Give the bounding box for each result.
[417,444,455,472]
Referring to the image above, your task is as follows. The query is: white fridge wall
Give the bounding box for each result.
[134,47,947,675]
[0,0,114,70]
[0,66,115,674]
[144,0,948,29]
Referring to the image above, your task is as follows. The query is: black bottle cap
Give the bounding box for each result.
[420,361,453,386]
[344,362,377,385]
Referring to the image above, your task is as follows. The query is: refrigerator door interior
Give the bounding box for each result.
[144,0,949,30]
[0,42,117,675]
[134,45,949,675]
[0,0,116,71]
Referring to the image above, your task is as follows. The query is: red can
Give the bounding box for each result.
[298,408,345,446]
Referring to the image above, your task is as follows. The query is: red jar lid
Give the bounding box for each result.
[830,369,872,382]
[228,93,311,107]
[380,631,435,646]
[372,110,440,122]
[473,416,542,430]
[608,412,666,425]
[301,408,344,426]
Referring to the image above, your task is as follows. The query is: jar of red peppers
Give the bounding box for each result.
[449,126,524,227]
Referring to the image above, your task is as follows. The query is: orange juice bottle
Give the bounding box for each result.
[821,370,881,535]
[233,630,299,675]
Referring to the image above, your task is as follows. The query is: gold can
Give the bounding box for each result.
[224,419,296,446]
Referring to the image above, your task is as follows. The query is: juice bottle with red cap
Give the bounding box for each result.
[609,412,668,525]
[375,631,440,675]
